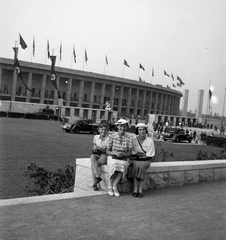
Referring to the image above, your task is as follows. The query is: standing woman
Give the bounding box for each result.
[106,119,132,197]
[128,123,155,198]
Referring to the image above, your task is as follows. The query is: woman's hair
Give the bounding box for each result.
[135,127,148,135]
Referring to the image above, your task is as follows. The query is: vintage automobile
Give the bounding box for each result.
[162,127,192,143]
[62,118,99,134]
[100,120,116,131]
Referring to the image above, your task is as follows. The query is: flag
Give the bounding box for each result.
[177,82,180,87]
[85,48,88,65]
[171,74,174,81]
[14,58,31,91]
[50,55,61,98]
[173,83,176,87]
[33,37,35,57]
[177,76,185,86]
[47,40,50,59]
[209,89,212,100]
[19,34,27,49]
[152,67,154,77]
[139,63,145,71]
[139,77,142,82]
[59,42,62,61]
[105,55,108,65]
[164,70,170,77]
[124,59,130,68]
[73,45,76,63]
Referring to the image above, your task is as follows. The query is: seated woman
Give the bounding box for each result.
[90,123,109,191]
[106,119,132,197]
[128,123,155,198]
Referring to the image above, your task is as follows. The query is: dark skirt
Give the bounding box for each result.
[127,160,151,181]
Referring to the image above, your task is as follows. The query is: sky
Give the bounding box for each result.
[1,0,226,116]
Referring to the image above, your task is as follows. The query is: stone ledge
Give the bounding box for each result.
[75,158,226,192]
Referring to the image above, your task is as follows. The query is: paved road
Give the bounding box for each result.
[1,180,226,240]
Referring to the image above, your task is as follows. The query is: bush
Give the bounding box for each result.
[24,163,75,196]
[206,136,226,148]
[152,141,174,162]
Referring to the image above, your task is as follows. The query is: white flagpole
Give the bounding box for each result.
[122,63,125,78]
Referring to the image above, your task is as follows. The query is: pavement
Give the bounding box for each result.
[0,180,226,240]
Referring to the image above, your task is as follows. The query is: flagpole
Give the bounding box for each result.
[221,86,226,125]
[104,59,106,75]
[71,54,73,69]
[162,72,164,86]
[122,63,125,78]
[205,80,211,126]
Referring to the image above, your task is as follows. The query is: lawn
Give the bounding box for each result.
[0,118,224,199]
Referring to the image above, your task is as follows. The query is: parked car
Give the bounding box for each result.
[100,120,116,131]
[162,127,192,143]
[62,119,99,134]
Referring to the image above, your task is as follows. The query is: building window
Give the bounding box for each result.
[3,85,8,94]
[32,88,35,97]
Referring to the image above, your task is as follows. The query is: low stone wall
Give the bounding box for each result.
[74,158,226,193]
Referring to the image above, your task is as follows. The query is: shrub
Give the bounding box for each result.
[24,163,75,196]
[152,141,174,162]
[206,136,226,148]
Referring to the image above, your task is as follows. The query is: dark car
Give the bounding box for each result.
[62,119,99,134]
[162,127,192,143]
[100,120,116,131]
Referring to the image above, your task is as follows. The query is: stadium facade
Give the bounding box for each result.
[0,57,183,120]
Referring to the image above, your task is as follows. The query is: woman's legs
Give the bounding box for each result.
[112,172,122,187]
[112,172,122,197]
[133,177,138,193]
[138,180,144,194]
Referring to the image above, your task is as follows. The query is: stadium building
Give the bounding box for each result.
[0,57,187,124]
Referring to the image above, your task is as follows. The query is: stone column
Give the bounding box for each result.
[118,86,123,113]
[141,90,146,117]
[0,67,2,92]
[66,78,72,106]
[89,82,95,108]
[100,83,105,109]
[11,71,17,101]
[126,87,132,116]
[26,72,32,102]
[78,80,84,107]
[148,91,153,113]
[40,74,46,104]
[110,84,115,109]
[154,92,159,113]
[54,76,60,105]
[134,89,139,117]
[163,94,167,115]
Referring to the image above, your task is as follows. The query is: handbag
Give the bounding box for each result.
[112,155,127,161]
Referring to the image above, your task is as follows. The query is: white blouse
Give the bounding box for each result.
[132,136,155,157]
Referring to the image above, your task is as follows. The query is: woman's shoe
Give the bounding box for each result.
[95,177,102,184]
[107,187,114,196]
[93,184,99,191]
[113,187,120,197]
[132,192,138,197]
[138,193,143,198]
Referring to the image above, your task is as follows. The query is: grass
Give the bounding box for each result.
[0,117,224,199]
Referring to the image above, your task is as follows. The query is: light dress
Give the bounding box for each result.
[107,132,132,179]
[127,136,155,181]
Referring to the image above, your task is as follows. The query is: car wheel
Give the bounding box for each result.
[65,129,70,133]
[175,138,180,143]
[74,126,80,133]
[164,138,167,141]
